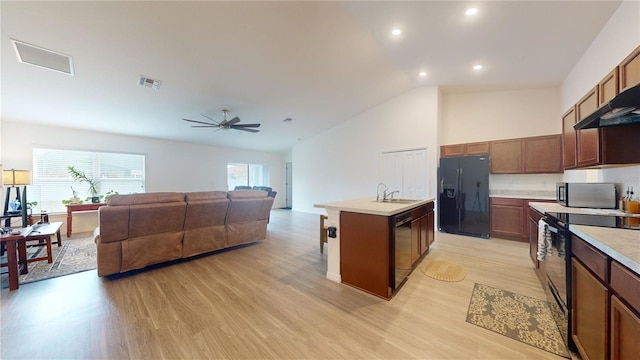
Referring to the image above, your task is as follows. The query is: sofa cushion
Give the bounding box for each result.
[98,206,130,243]
[129,202,186,238]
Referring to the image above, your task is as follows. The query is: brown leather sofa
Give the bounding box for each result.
[93,190,273,277]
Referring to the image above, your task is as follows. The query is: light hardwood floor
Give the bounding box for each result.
[1,209,566,359]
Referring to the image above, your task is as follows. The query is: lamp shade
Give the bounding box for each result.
[3,169,32,186]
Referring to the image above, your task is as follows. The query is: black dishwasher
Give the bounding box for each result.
[392,210,413,290]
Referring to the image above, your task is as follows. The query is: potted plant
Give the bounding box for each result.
[67,166,101,203]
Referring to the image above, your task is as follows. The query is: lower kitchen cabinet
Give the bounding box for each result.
[490,198,525,240]
[610,260,640,360]
[610,295,640,360]
[571,234,640,360]
[572,257,609,360]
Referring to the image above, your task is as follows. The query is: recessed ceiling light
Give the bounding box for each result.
[419,71,427,77]
[473,64,483,70]
[465,8,479,16]
[391,28,402,36]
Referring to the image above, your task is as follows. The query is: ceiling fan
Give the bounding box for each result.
[182,110,261,133]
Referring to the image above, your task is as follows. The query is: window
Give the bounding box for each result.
[31,148,145,213]
[227,163,269,190]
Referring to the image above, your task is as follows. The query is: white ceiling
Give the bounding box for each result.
[1,1,622,152]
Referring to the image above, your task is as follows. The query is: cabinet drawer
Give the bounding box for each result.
[611,261,640,313]
[572,235,609,282]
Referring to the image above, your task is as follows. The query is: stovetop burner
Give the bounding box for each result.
[546,212,640,230]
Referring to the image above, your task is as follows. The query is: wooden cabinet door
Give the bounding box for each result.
[490,139,523,173]
[576,86,601,167]
[411,219,420,264]
[572,257,609,360]
[490,198,525,239]
[619,45,640,92]
[427,210,435,246]
[441,144,466,158]
[465,142,490,155]
[599,68,620,105]
[610,295,640,360]
[562,107,577,169]
[419,216,429,255]
[523,134,563,173]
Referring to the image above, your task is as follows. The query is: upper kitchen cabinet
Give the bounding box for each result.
[562,107,577,169]
[563,45,640,169]
[440,141,489,158]
[619,45,640,92]
[490,138,523,173]
[600,68,620,104]
[523,135,563,173]
[576,86,600,167]
[490,135,563,174]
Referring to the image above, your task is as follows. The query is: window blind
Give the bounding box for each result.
[31,148,145,213]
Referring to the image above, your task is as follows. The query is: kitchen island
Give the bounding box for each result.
[314,197,435,300]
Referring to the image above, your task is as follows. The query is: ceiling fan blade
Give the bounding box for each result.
[191,125,220,128]
[183,118,219,126]
[232,123,261,128]
[234,127,260,133]
[200,113,219,123]
[226,116,241,126]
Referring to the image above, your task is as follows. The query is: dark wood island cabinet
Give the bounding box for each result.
[339,201,434,300]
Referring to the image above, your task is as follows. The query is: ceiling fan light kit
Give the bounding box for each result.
[182,109,261,133]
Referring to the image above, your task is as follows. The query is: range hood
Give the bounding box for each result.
[574,83,640,130]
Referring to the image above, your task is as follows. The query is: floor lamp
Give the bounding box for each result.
[3,168,32,227]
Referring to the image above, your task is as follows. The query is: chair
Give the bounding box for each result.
[234,186,252,190]
[252,186,277,199]
[320,215,328,254]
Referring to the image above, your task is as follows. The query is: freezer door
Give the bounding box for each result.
[458,155,490,238]
[438,157,460,234]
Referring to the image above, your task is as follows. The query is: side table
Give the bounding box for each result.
[65,203,105,237]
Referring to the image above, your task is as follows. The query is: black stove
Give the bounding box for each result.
[545,212,640,230]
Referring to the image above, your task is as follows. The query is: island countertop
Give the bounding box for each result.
[314,197,435,216]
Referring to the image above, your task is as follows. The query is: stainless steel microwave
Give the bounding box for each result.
[556,182,617,208]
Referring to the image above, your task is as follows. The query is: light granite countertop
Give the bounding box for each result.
[570,225,640,275]
[314,197,435,216]
[529,201,640,276]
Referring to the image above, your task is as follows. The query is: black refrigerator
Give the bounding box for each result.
[438,155,490,238]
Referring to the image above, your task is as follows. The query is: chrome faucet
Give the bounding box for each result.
[376,183,387,202]
[383,190,400,201]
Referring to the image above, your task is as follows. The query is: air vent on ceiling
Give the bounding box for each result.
[138,75,161,90]
[11,39,74,75]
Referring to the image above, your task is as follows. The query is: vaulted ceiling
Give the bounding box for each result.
[1,1,622,152]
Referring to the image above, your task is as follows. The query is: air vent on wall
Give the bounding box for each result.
[138,75,161,90]
[11,39,74,75]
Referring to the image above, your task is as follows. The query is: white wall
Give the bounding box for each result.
[1,121,287,209]
[292,86,440,213]
[441,87,561,144]
[561,0,640,195]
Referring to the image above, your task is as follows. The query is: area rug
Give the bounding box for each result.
[420,259,467,282]
[466,283,570,358]
[1,233,96,288]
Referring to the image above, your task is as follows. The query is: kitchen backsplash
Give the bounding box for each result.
[599,165,640,201]
[489,173,562,199]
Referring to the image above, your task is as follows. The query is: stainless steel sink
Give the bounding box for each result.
[372,199,420,204]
